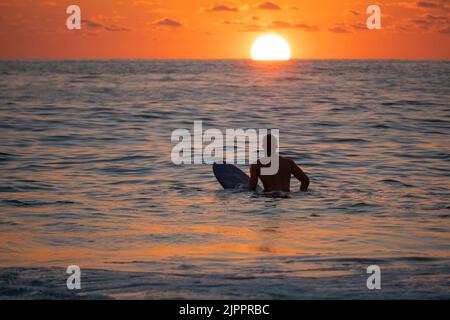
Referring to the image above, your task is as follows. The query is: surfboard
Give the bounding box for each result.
[213,163,251,190]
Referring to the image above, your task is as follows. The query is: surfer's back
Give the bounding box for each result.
[249,156,309,192]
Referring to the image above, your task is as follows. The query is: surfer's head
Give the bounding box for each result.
[262,134,278,157]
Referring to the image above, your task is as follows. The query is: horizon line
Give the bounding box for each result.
[1,58,449,62]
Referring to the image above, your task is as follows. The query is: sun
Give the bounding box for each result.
[251,34,291,61]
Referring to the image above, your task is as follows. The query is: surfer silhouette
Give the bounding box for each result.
[249,134,310,192]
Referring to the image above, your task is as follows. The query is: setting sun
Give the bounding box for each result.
[251,35,291,61]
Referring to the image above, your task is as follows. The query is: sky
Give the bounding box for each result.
[0,0,449,60]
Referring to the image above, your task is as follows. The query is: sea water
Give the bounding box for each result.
[0,60,449,299]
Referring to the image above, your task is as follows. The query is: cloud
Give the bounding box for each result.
[395,0,448,11]
[271,20,320,31]
[328,26,352,33]
[153,18,182,27]
[105,25,131,32]
[409,10,450,31]
[425,14,450,22]
[352,23,367,30]
[389,11,450,33]
[225,20,267,32]
[416,1,442,8]
[416,0,450,13]
[220,15,320,33]
[411,18,433,30]
[217,19,245,25]
[82,18,130,32]
[239,23,266,32]
[287,6,300,10]
[205,5,239,12]
[83,19,104,30]
[232,18,319,32]
[270,20,291,28]
[438,25,450,33]
[256,2,281,10]
[412,18,432,25]
[292,23,320,32]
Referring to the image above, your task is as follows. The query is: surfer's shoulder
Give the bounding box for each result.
[281,157,297,169]
[279,155,292,163]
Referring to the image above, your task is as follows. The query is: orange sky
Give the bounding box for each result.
[0,0,449,60]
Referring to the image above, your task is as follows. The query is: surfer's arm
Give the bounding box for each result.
[249,164,259,191]
[291,160,310,191]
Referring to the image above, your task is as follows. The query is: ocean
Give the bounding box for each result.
[0,60,449,299]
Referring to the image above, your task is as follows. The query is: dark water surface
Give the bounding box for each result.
[0,60,449,299]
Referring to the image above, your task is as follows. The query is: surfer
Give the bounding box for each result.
[249,134,310,192]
